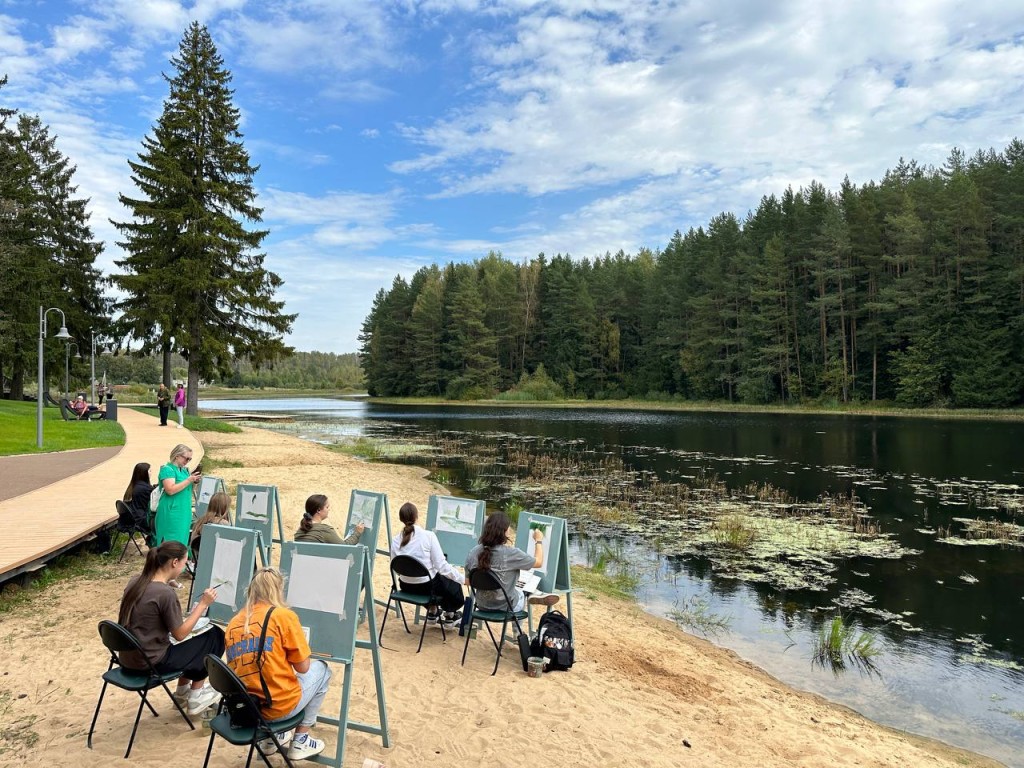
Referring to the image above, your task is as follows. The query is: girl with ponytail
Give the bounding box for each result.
[465,511,558,612]
[294,494,365,545]
[117,541,226,715]
[389,502,465,626]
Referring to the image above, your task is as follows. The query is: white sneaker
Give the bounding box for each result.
[177,423,183,429]
[185,686,221,715]
[287,733,325,761]
[257,729,293,754]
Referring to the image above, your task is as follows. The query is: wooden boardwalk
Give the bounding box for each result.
[0,407,205,581]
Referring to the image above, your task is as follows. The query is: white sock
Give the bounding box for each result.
[175,683,190,697]
[292,733,308,744]
[189,686,205,698]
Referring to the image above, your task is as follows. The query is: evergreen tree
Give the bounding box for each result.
[443,264,497,398]
[408,266,445,396]
[111,22,293,412]
[0,103,107,398]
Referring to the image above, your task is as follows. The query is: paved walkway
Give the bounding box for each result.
[0,447,122,502]
[0,407,205,580]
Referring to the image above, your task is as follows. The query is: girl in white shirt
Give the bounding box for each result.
[390,502,466,627]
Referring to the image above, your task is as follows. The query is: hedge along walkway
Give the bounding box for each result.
[0,406,205,581]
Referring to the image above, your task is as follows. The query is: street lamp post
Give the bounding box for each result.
[90,328,96,405]
[38,306,71,448]
[65,341,80,398]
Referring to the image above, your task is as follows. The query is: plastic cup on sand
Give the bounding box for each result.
[527,656,545,677]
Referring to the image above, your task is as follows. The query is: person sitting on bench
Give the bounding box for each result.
[70,394,101,419]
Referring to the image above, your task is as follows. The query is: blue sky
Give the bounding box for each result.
[3,1,1024,353]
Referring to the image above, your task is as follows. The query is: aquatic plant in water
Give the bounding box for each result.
[321,427,920,592]
[812,614,880,674]
[667,595,731,637]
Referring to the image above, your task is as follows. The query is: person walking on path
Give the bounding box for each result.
[157,383,171,426]
[174,383,186,428]
[155,444,201,555]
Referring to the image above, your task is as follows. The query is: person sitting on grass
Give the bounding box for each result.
[189,491,231,566]
[465,511,558,613]
[294,494,365,545]
[390,501,465,629]
[226,567,331,761]
[117,541,224,715]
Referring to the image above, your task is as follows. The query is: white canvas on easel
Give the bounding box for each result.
[240,490,269,522]
[348,492,376,534]
[209,536,242,607]
[197,477,217,507]
[435,498,477,535]
[530,522,553,573]
[287,553,351,618]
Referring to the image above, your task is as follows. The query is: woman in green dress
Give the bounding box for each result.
[155,443,201,549]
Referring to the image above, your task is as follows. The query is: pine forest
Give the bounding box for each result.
[360,143,1024,408]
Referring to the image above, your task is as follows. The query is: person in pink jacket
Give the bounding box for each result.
[174,383,186,428]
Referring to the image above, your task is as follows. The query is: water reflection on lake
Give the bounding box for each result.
[202,397,1024,766]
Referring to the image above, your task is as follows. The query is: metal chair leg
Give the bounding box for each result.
[86,681,108,748]
[124,692,149,757]
[159,681,195,729]
[201,725,217,768]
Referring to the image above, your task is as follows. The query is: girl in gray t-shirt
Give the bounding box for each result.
[465,511,550,611]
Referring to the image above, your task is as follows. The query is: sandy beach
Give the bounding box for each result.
[0,424,1004,768]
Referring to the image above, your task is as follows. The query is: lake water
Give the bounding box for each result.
[201,397,1024,765]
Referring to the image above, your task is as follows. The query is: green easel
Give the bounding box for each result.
[514,512,575,646]
[279,541,390,767]
[234,484,285,566]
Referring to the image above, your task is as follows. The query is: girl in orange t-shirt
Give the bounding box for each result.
[225,568,331,761]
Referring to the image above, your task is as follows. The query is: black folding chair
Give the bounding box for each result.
[379,555,447,652]
[461,568,528,675]
[87,620,194,757]
[202,655,306,768]
[112,500,148,562]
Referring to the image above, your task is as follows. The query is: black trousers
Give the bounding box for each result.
[158,405,170,425]
[399,574,465,613]
[156,625,225,681]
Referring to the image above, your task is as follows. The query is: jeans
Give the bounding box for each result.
[176,405,184,425]
[277,659,331,728]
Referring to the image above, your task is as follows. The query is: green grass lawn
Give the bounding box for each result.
[0,399,125,456]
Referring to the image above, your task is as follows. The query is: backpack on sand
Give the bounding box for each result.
[530,610,574,672]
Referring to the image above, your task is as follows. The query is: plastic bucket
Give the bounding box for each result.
[527,656,545,677]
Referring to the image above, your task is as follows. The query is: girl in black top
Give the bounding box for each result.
[123,462,154,531]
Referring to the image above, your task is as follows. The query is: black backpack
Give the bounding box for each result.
[530,610,574,672]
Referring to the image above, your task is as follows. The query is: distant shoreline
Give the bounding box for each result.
[192,388,1024,423]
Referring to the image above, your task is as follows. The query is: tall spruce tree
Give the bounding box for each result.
[0,101,107,398]
[111,22,293,412]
